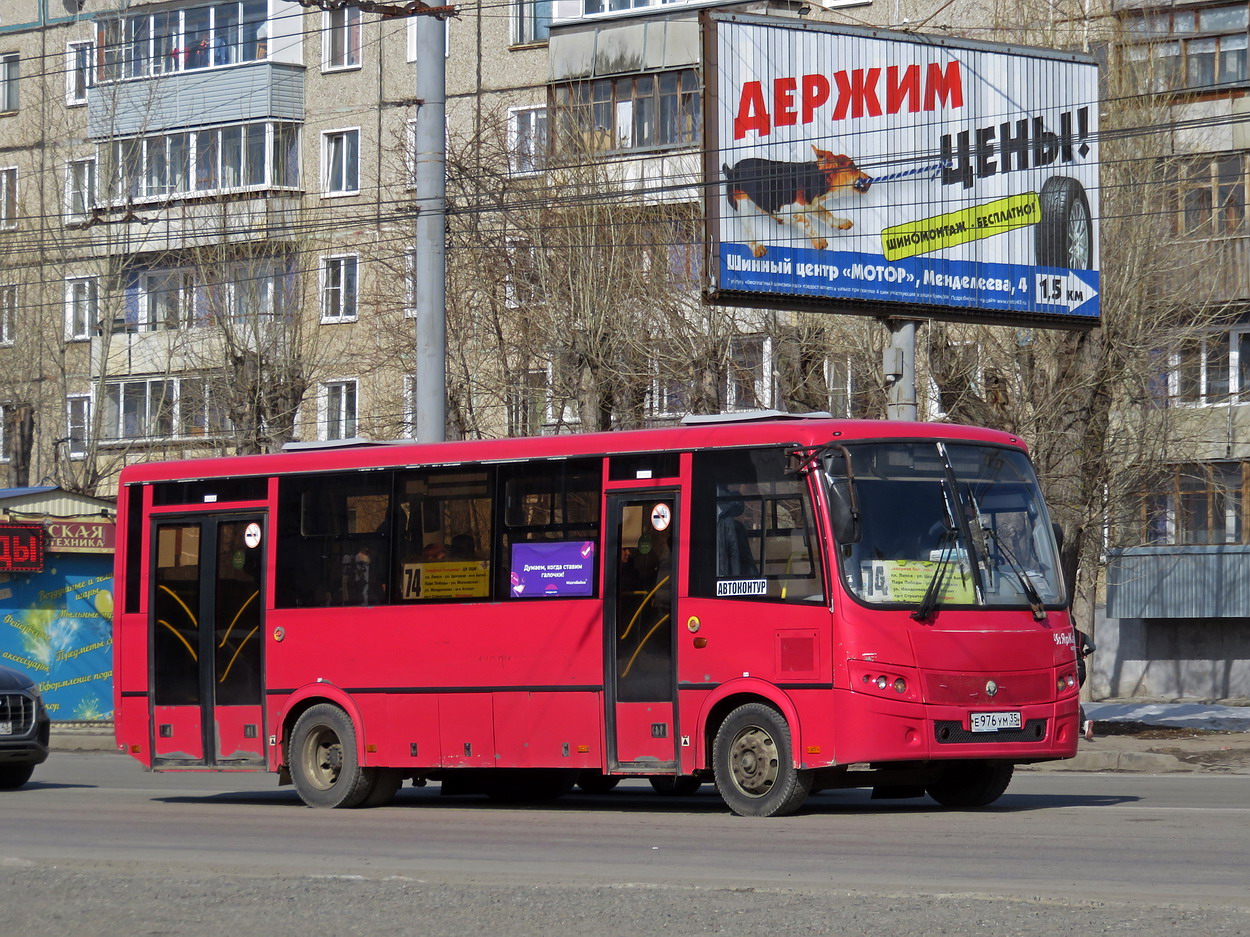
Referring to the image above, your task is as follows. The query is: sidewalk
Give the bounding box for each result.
[50,703,1250,774]
[1029,701,1250,775]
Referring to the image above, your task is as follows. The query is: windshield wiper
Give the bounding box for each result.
[981,525,1048,621]
[912,526,956,623]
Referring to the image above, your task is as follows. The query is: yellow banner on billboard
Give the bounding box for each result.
[881,193,1041,261]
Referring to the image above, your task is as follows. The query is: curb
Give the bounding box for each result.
[50,727,118,754]
[1025,750,1193,773]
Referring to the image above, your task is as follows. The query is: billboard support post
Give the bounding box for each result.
[884,319,919,421]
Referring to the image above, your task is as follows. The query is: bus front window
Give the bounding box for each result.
[826,442,1063,610]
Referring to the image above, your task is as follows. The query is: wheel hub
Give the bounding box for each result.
[729,726,779,797]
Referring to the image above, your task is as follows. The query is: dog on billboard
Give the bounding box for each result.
[723,146,873,258]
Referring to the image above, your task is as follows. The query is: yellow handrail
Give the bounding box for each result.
[156,619,197,661]
[620,614,670,679]
[218,625,259,683]
[619,575,670,641]
[218,590,259,648]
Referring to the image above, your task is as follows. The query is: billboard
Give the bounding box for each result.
[706,15,1100,327]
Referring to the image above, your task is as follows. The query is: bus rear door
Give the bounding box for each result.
[150,514,266,767]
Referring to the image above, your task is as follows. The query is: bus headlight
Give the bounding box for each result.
[893,678,907,694]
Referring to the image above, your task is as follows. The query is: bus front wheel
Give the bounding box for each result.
[925,760,1014,808]
[289,704,380,808]
[713,703,813,817]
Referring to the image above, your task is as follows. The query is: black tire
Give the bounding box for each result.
[926,760,1014,808]
[649,775,703,796]
[575,771,621,794]
[359,769,404,808]
[1035,176,1093,269]
[0,764,35,790]
[484,768,577,803]
[712,703,813,817]
[289,704,377,808]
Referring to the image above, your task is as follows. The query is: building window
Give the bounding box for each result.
[404,248,417,317]
[95,0,268,82]
[1,53,18,112]
[1122,3,1249,92]
[102,122,299,203]
[321,380,358,440]
[66,41,92,105]
[138,269,194,331]
[0,283,14,346]
[503,239,541,309]
[513,0,551,44]
[65,277,99,341]
[553,69,700,154]
[652,360,690,418]
[66,158,97,222]
[1166,327,1250,405]
[1124,462,1246,545]
[321,255,359,322]
[103,379,176,440]
[508,368,549,435]
[66,395,91,458]
[508,106,548,174]
[324,6,362,69]
[727,335,771,410]
[323,129,360,195]
[1168,152,1248,235]
[0,403,13,462]
[0,167,15,228]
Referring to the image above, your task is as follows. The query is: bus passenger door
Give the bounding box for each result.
[151,515,266,767]
[605,493,679,771]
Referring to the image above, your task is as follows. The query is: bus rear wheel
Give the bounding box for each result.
[289,704,379,808]
[925,760,1014,808]
[713,703,812,817]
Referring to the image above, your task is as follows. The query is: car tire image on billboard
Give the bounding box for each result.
[1035,176,1093,270]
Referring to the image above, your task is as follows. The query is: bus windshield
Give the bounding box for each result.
[824,442,1064,610]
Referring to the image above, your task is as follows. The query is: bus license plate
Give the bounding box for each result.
[971,711,1021,732]
[0,720,11,736]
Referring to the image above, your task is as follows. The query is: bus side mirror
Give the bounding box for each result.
[829,481,861,545]
[1052,522,1064,555]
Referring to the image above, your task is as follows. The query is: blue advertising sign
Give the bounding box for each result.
[509,541,596,597]
[709,15,1100,327]
[0,553,113,721]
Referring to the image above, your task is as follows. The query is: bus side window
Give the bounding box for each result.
[274,472,393,608]
[393,468,493,602]
[498,458,602,599]
[690,447,825,604]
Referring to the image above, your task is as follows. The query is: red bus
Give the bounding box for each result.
[112,413,1080,816]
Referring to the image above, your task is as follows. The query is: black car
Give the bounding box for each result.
[0,663,50,789]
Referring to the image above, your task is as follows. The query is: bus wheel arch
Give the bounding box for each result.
[710,699,813,818]
[287,702,379,808]
[699,685,803,770]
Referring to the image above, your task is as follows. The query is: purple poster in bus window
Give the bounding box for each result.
[510,541,595,597]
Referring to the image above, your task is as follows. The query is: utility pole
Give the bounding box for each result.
[297,0,452,443]
[412,10,448,443]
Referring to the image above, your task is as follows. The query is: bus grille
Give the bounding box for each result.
[924,672,1053,705]
[934,719,1048,744]
[0,693,35,735]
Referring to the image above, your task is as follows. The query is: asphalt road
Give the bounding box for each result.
[3,753,1249,937]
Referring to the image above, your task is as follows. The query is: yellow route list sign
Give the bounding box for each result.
[866,559,976,604]
[881,193,1042,262]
